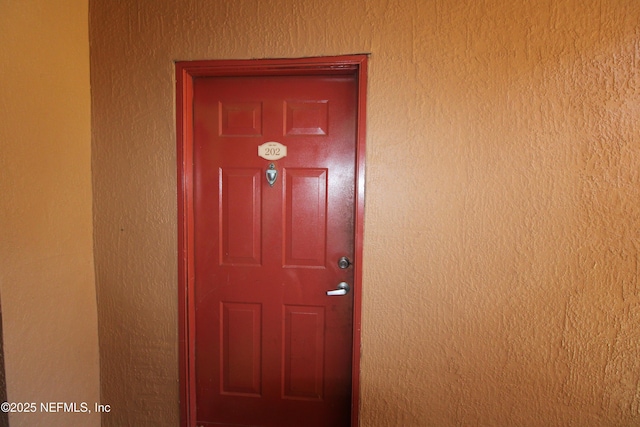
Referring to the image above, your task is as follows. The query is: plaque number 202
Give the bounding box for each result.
[258,142,287,161]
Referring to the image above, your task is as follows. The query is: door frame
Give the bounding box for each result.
[176,55,367,427]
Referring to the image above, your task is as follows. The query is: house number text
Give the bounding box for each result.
[258,142,287,161]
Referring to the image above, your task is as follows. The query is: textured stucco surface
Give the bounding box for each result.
[0,1,101,426]
[90,0,640,425]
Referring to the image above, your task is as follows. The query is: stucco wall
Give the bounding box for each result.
[0,1,100,426]
[90,0,640,425]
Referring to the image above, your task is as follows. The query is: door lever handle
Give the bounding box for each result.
[326,282,350,296]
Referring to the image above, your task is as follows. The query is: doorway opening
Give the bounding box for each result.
[176,55,367,427]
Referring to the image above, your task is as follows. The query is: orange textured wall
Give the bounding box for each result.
[90,0,640,425]
[0,1,100,426]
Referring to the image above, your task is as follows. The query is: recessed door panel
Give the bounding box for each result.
[220,102,263,136]
[284,169,327,268]
[283,305,325,400]
[221,302,262,396]
[220,168,262,266]
[285,100,329,136]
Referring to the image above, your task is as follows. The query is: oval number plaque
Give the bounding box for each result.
[258,141,287,161]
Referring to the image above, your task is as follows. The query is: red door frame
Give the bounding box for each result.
[176,55,367,427]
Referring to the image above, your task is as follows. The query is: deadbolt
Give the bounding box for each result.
[338,256,351,269]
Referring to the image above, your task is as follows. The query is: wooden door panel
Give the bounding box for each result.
[284,168,328,268]
[283,305,325,400]
[285,100,329,136]
[220,168,262,266]
[193,74,356,427]
[220,102,263,137]
[221,302,262,396]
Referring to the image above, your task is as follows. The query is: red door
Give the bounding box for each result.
[192,73,357,427]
